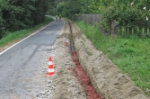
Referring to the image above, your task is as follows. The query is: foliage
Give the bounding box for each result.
[49,0,150,30]
[0,0,51,38]
[100,0,150,31]
[48,0,90,18]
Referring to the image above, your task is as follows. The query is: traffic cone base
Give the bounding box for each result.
[47,72,54,77]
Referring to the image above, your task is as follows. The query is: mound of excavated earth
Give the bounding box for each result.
[51,19,86,99]
[69,20,150,99]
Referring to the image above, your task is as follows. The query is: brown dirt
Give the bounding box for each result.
[51,19,86,99]
[68,20,150,99]
[51,19,150,99]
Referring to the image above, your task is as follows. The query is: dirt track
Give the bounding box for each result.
[51,19,150,99]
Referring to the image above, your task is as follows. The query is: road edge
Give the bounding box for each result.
[0,21,55,56]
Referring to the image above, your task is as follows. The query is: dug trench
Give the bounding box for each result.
[51,19,150,99]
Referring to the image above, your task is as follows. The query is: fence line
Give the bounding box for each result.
[73,14,102,27]
[73,14,150,37]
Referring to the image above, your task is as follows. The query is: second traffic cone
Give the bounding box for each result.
[47,57,54,77]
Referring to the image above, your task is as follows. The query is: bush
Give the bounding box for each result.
[101,1,150,32]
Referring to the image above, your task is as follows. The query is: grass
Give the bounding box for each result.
[0,16,53,47]
[76,21,150,96]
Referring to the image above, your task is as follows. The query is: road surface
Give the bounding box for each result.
[0,19,64,99]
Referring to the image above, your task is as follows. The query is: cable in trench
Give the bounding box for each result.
[67,20,102,99]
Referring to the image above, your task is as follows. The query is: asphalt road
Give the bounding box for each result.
[0,19,64,99]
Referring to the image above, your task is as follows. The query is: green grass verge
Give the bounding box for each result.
[76,21,150,96]
[0,16,54,47]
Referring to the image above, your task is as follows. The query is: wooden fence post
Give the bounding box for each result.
[148,26,150,36]
[133,26,136,35]
[111,20,117,35]
[144,26,147,36]
[124,26,127,35]
[144,22,147,36]
[119,27,122,35]
[138,26,142,37]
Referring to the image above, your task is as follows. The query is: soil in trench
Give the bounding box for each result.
[51,19,86,99]
[51,19,150,99]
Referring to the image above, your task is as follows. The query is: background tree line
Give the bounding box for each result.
[0,0,52,39]
[1,0,150,38]
[49,0,150,34]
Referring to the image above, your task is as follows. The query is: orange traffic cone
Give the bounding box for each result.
[47,57,55,77]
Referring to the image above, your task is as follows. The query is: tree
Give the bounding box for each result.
[0,0,51,38]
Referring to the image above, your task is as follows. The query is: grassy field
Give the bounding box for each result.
[0,16,53,47]
[76,21,150,96]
